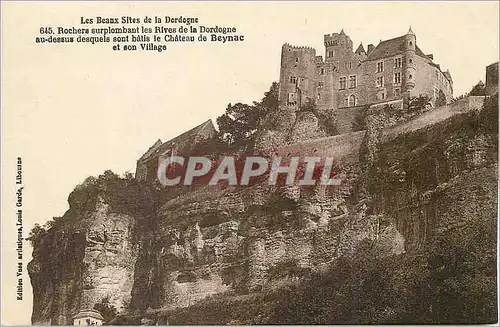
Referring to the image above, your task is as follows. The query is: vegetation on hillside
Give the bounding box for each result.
[216,82,279,151]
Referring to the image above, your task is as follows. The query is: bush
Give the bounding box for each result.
[94,297,118,324]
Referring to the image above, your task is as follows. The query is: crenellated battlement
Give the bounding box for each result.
[282,43,317,54]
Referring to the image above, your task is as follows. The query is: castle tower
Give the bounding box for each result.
[324,29,354,62]
[278,43,317,110]
[355,43,367,61]
[403,27,417,95]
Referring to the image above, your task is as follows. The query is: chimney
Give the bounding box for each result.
[367,44,375,54]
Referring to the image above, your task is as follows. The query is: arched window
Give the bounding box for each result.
[349,94,356,107]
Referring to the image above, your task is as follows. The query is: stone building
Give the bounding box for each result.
[485,62,498,96]
[279,27,454,115]
[135,119,217,182]
[72,309,105,325]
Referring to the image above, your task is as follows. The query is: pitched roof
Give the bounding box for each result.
[72,309,104,320]
[365,35,425,61]
[355,43,366,54]
[138,119,215,162]
[138,139,162,161]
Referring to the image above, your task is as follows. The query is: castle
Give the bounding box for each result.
[134,29,499,183]
[278,27,453,114]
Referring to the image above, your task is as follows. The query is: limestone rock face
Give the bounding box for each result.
[288,111,327,144]
[29,96,497,324]
[28,177,152,325]
[80,198,138,313]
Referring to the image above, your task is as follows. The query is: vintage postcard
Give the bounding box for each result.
[1,1,498,325]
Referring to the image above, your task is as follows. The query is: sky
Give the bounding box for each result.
[1,1,498,324]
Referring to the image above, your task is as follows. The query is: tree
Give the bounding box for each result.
[436,89,447,107]
[94,297,118,324]
[298,98,339,136]
[216,82,279,148]
[469,81,486,96]
[27,223,47,247]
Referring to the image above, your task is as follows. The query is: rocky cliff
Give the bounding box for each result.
[28,95,498,325]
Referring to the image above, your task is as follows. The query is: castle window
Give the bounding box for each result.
[376,76,384,88]
[378,92,386,100]
[434,87,439,99]
[394,72,401,84]
[394,57,402,68]
[395,88,401,97]
[290,76,297,84]
[296,57,299,62]
[347,62,352,69]
[317,93,321,100]
[320,68,325,75]
[409,58,413,64]
[344,98,349,107]
[408,74,413,79]
[333,40,338,46]
[377,61,384,73]
[328,50,334,57]
[349,75,357,88]
[348,94,357,107]
[318,81,324,89]
[409,41,413,46]
[339,76,347,90]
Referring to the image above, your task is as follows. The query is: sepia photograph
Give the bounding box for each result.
[1,1,498,325]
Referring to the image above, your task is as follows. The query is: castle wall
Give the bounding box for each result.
[277,131,366,166]
[363,54,405,104]
[412,55,453,105]
[315,62,336,113]
[335,63,365,108]
[486,62,498,96]
[381,96,485,142]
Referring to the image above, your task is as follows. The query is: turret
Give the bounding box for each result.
[403,26,417,93]
[355,43,367,61]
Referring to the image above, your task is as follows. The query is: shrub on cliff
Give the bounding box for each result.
[270,216,497,324]
[478,92,498,136]
[94,297,118,324]
[298,98,339,136]
[406,94,432,115]
[69,170,158,218]
[27,217,63,247]
[469,81,486,96]
[29,170,159,247]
